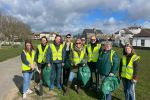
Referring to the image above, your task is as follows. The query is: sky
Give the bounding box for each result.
[0,0,150,35]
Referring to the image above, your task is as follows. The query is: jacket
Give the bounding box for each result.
[46,40,65,64]
[69,44,88,72]
[96,49,119,76]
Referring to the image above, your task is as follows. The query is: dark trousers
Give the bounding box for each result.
[63,68,70,83]
[88,61,99,88]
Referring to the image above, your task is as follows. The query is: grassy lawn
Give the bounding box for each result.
[0,46,24,62]
[32,40,53,44]
[13,46,150,100]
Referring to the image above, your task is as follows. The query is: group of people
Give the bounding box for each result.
[21,34,140,100]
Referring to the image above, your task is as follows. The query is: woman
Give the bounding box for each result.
[96,41,119,100]
[63,39,88,96]
[119,44,140,100]
[21,40,36,99]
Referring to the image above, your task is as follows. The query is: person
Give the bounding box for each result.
[47,35,65,90]
[63,34,73,84]
[81,35,87,50]
[96,41,119,100]
[36,36,49,85]
[63,39,88,96]
[21,40,36,99]
[119,44,140,100]
[87,35,103,92]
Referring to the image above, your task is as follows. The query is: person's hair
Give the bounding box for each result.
[75,39,83,46]
[91,35,96,39]
[55,35,61,39]
[105,41,113,47]
[66,34,71,37]
[123,44,136,55]
[41,36,48,43]
[24,40,34,52]
[81,35,86,39]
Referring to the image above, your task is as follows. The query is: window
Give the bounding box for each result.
[141,40,145,46]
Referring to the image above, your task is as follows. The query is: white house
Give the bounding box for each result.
[132,29,150,47]
[40,31,60,41]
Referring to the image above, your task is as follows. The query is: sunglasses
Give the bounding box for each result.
[91,39,96,41]
[76,43,81,45]
[81,39,85,41]
[67,37,71,38]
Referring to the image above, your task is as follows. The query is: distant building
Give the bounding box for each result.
[34,33,40,39]
[132,29,150,47]
[82,28,104,44]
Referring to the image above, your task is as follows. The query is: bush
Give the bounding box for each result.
[13,44,19,48]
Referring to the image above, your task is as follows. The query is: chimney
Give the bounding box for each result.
[93,28,97,35]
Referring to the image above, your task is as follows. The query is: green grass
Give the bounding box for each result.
[0,46,24,62]
[32,40,53,44]
[13,46,150,100]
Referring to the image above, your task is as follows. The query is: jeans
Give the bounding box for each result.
[100,75,112,100]
[89,66,99,88]
[23,72,33,93]
[122,78,136,100]
[51,63,62,85]
[68,72,80,81]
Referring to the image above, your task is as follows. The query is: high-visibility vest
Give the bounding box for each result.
[22,50,36,71]
[100,49,116,66]
[37,44,48,63]
[49,43,63,61]
[63,41,73,49]
[87,43,101,62]
[71,48,85,65]
[84,45,87,51]
[121,54,140,80]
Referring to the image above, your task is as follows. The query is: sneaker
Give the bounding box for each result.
[49,85,54,90]
[57,85,62,90]
[26,88,33,94]
[23,93,26,99]
[87,86,93,90]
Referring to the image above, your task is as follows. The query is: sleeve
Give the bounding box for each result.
[110,52,119,74]
[34,48,38,63]
[46,46,51,64]
[69,50,76,65]
[21,51,30,66]
[62,47,66,63]
[86,46,88,55]
[83,52,88,64]
[119,58,122,76]
[133,59,139,80]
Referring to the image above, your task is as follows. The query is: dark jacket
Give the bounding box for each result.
[35,43,48,63]
[21,50,36,73]
[69,44,88,72]
[96,49,119,76]
[119,53,139,80]
[46,40,65,64]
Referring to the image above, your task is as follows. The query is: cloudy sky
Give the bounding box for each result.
[0,0,150,35]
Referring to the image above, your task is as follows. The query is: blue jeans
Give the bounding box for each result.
[51,63,62,85]
[100,75,112,100]
[122,78,136,100]
[89,67,99,88]
[68,72,80,81]
[23,72,33,93]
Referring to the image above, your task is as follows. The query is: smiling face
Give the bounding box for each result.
[42,38,47,45]
[125,46,132,54]
[76,40,81,48]
[81,37,86,44]
[26,43,31,50]
[55,36,60,44]
[66,35,71,42]
[105,44,111,51]
[90,36,96,44]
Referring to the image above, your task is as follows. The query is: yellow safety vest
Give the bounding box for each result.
[87,43,101,62]
[63,41,73,49]
[100,49,116,66]
[71,48,85,65]
[84,45,87,51]
[22,50,36,71]
[121,55,140,80]
[37,44,48,63]
[49,43,63,61]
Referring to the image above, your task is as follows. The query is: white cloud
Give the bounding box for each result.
[0,0,150,35]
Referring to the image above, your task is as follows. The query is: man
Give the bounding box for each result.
[96,41,119,100]
[47,35,65,90]
[36,36,48,85]
[81,35,87,50]
[62,34,73,84]
[87,35,103,92]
